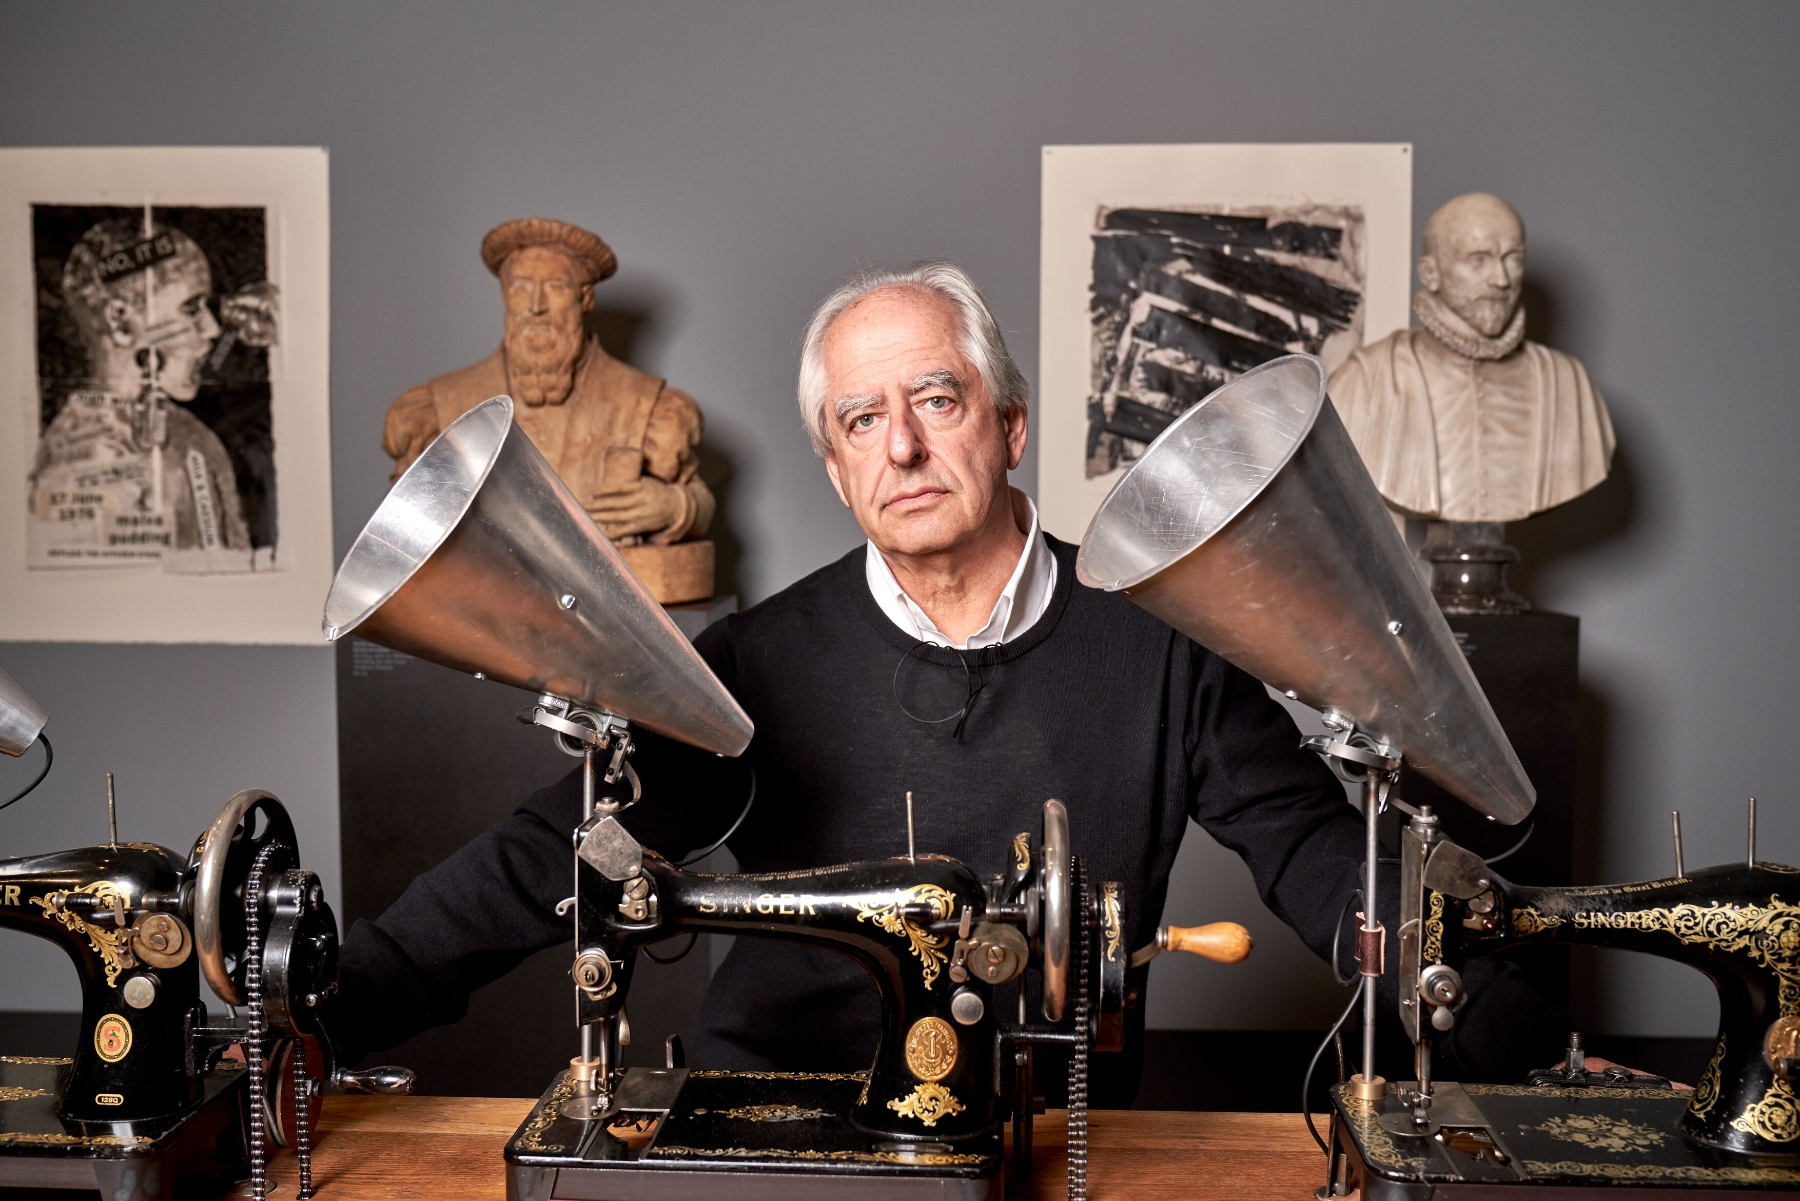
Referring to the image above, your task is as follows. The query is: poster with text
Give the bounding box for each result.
[1037,144,1412,542]
[0,149,332,643]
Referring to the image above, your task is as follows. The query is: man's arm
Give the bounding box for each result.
[329,618,753,1063]
[328,782,579,1064]
[1185,649,1569,1083]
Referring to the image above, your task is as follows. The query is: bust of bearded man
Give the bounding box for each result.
[382,217,715,603]
[1328,193,1615,526]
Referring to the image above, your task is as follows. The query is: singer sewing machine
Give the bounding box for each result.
[1069,355,1800,1195]
[0,666,411,1201]
[507,730,1243,1201]
[1318,801,1800,1197]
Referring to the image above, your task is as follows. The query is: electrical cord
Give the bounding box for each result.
[1329,888,1364,987]
[1303,977,1366,1155]
[644,932,699,964]
[1484,818,1535,867]
[675,767,757,868]
[0,732,52,813]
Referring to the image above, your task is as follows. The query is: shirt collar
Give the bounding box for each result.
[864,490,1058,650]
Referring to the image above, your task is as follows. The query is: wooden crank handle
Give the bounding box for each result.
[1161,922,1253,963]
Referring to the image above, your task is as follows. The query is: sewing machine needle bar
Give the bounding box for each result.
[1748,796,1757,867]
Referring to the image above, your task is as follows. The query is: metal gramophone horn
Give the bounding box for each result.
[0,666,48,758]
[322,395,753,757]
[1076,355,1533,825]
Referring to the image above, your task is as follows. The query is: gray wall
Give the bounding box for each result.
[3,2,1797,1038]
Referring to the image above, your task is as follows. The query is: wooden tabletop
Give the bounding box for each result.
[257,1096,1327,1200]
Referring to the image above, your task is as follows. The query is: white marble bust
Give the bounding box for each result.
[1329,193,1615,523]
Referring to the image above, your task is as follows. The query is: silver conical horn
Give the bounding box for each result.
[1076,355,1533,824]
[322,396,753,757]
[0,666,48,758]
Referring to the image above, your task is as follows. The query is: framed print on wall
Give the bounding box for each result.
[0,146,331,643]
[1037,143,1412,541]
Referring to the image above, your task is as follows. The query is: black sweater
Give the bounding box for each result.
[333,536,1567,1097]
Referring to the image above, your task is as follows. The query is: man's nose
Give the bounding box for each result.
[529,282,550,314]
[887,406,926,467]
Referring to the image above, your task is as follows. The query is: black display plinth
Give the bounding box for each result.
[334,597,735,1096]
[1399,612,1579,1005]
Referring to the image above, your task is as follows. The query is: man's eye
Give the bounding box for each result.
[852,414,878,430]
[924,396,951,411]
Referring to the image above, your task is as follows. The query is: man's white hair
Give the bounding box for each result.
[796,261,1029,455]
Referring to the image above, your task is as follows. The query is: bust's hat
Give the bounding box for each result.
[480,217,617,285]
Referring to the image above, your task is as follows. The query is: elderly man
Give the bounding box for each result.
[333,262,1567,1099]
[1330,193,1615,523]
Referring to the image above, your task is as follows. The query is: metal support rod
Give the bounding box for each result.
[576,745,598,1084]
[1749,796,1758,867]
[905,790,916,865]
[106,772,117,847]
[1361,774,1380,1091]
[1672,810,1684,877]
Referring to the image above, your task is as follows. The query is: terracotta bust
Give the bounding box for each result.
[1329,193,1615,525]
[383,217,715,603]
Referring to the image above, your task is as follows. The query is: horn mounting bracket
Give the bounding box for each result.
[1303,712,1402,1108]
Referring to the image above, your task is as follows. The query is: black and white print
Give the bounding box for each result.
[28,203,280,573]
[1085,204,1365,478]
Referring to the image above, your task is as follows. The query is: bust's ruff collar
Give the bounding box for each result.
[1413,289,1526,361]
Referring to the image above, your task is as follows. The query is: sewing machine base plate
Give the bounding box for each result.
[505,1068,1002,1200]
[0,1057,247,1201]
[1330,1080,1800,1199]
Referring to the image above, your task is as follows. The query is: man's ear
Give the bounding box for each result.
[822,449,851,508]
[1417,255,1440,294]
[1003,405,1029,472]
[581,284,596,313]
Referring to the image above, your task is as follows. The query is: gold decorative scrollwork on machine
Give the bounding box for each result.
[886,1081,965,1127]
[1101,882,1123,962]
[1423,892,1445,962]
[30,882,133,988]
[1528,1112,1667,1154]
[1731,1074,1800,1144]
[1511,905,1563,936]
[719,1104,830,1122]
[1692,1038,1725,1118]
[854,884,955,990]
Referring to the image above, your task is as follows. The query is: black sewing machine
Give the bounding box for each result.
[1321,802,1800,1197]
[505,735,1243,1201]
[0,666,411,1201]
[1063,355,1800,1195]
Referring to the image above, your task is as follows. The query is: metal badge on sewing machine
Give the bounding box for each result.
[1081,354,1800,1196]
[0,672,414,1201]
[324,394,1248,1200]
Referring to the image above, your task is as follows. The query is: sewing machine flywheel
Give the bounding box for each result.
[191,788,300,1006]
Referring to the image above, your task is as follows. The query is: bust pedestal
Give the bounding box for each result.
[619,540,714,606]
[1399,611,1579,1008]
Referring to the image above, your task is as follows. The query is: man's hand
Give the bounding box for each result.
[588,477,683,540]
[1555,1053,1693,1091]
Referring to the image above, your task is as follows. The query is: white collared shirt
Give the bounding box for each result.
[864,491,1058,650]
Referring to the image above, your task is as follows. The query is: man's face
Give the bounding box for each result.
[140,257,219,402]
[820,288,1027,558]
[501,246,591,405]
[1420,200,1526,338]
